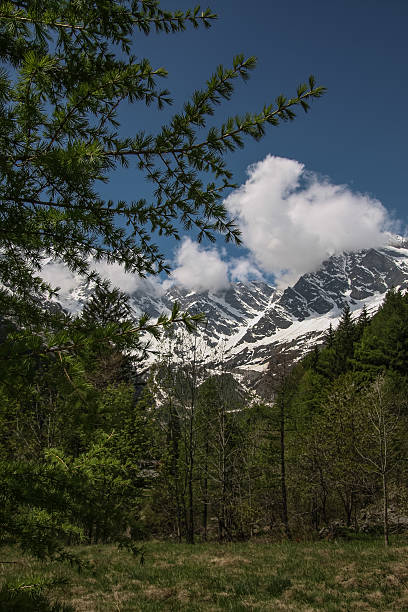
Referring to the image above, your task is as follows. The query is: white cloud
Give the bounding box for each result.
[229,258,264,283]
[42,249,262,299]
[40,260,79,294]
[41,156,400,298]
[91,260,165,297]
[171,237,230,292]
[225,155,397,287]
[40,258,166,307]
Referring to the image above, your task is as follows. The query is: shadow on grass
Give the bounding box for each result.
[0,585,74,612]
[266,576,292,597]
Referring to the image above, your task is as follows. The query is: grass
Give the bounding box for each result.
[1,537,408,611]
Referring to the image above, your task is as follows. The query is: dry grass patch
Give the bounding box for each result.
[385,574,401,587]
[151,560,175,569]
[390,561,408,580]
[143,585,175,600]
[335,575,360,588]
[70,586,135,612]
[366,590,384,602]
[70,592,99,612]
[209,555,249,567]
[349,601,376,610]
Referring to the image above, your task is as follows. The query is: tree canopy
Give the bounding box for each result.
[0,0,325,329]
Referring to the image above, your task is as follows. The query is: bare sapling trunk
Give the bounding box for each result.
[280,397,291,540]
[382,471,389,546]
[356,375,400,548]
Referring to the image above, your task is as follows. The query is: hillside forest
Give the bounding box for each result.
[2,286,408,562]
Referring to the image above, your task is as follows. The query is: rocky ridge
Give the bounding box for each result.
[50,239,408,376]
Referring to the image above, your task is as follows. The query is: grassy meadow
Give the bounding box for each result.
[2,538,408,611]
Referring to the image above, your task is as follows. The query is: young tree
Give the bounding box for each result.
[263,348,296,539]
[146,333,207,543]
[197,373,247,541]
[356,375,403,546]
[310,373,368,529]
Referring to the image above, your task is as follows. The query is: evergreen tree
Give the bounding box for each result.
[355,290,408,378]
[325,323,335,348]
[356,304,370,339]
[81,281,133,328]
[317,305,358,379]
[77,281,142,386]
[333,304,358,375]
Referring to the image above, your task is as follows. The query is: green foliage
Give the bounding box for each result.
[355,290,408,376]
[0,0,326,569]
[0,0,325,329]
[0,578,73,612]
[0,293,156,558]
[141,295,408,541]
[81,280,133,328]
[0,456,84,559]
[0,384,155,554]
[279,291,408,533]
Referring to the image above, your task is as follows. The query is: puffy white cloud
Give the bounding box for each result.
[91,260,165,297]
[40,260,79,294]
[41,156,400,297]
[228,257,264,283]
[225,155,397,287]
[42,249,262,298]
[171,237,230,292]
[40,258,166,307]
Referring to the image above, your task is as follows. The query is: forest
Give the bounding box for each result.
[2,286,408,555]
[2,283,408,609]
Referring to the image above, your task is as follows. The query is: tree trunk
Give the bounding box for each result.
[169,402,183,542]
[187,462,195,544]
[382,471,389,546]
[202,440,209,540]
[280,399,291,539]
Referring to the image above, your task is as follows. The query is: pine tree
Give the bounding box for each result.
[78,281,140,384]
[355,290,408,380]
[318,305,358,378]
[81,281,132,328]
[325,323,335,348]
[356,304,370,338]
[333,305,356,372]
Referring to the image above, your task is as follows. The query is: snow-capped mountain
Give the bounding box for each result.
[51,239,408,375]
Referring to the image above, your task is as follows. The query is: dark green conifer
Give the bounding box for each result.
[81,281,133,328]
[355,290,408,377]
[332,304,358,376]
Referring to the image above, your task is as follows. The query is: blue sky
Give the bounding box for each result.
[46,0,408,295]
[149,0,407,216]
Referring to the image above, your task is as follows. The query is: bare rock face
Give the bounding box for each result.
[56,241,408,374]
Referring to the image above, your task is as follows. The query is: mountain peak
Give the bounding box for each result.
[50,242,408,377]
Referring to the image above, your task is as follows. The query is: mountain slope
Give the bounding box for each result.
[223,242,408,371]
[49,240,408,374]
